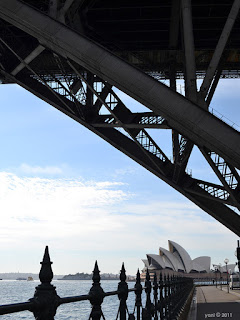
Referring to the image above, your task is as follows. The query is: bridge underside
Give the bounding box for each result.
[0,0,240,235]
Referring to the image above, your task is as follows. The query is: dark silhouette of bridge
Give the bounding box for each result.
[0,0,240,235]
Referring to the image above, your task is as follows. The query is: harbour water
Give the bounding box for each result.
[0,280,137,319]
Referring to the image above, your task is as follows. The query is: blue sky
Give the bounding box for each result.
[0,79,239,276]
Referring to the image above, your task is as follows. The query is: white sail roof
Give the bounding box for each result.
[168,240,193,273]
[142,240,211,274]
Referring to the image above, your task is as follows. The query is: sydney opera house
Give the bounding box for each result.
[142,240,211,274]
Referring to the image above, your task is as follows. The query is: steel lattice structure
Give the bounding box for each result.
[0,0,240,235]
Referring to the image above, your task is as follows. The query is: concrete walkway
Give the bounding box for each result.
[187,286,240,320]
[197,285,240,303]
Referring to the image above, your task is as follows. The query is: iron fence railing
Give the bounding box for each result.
[0,247,194,319]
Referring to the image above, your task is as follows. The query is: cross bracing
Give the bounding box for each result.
[0,0,240,235]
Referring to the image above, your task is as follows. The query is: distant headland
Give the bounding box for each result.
[0,272,135,281]
[0,273,63,280]
[58,272,119,280]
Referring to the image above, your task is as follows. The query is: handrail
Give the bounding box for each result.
[0,301,34,315]
[0,247,194,319]
[59,294,91,305]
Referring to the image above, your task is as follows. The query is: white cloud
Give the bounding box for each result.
[0,172,130,244]
[113,166,139,177]
[19,163,63,175]
[0,170,237,275]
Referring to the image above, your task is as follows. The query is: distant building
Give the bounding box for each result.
[213,264,237,274]
[142,240,211,274]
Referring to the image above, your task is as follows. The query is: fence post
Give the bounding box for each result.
[170,275,174,319]
[89,261,105,320]
[135,269,142,320]
[162,275,166,318]
[142,268,152,320]
[153,273,158,320]
[159,273,164,319]
[177,276,181,300]
[118,263,128,320]
[30,246,60,320]
[172,275,177,318]
[166,275,171,320]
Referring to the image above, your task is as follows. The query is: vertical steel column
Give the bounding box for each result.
[181,0,197,103]
[86,72,94,108]
[171,0,197,183]
[199,0,240,100]
[48,0,59,18]
[169,0,180,92]
[169,0,180,163]
[58,0,75,23]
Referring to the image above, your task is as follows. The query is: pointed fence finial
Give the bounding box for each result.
[92,260,101,285]
[31,246,59,319]
[159,272,162,282]
[136,269,141,284]
[120,263,126,282]
[146,268,150,281]
[89,260,104,319]
[39,246,53,285]
[118,263,128,318]
[154,272,157,284]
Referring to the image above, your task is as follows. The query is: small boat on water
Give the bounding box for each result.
[16,276,34,281]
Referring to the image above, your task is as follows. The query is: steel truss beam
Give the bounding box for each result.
[91,113,168,129]
[1,47,240,234]
[0,0,240,235]
[0,0,240,169]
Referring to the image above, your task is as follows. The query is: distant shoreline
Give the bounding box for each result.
[58,278,119,280]
[0,272,135,281]
[58,272,120,281]
[0,273,63,280]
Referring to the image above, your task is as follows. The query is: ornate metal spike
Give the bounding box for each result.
[136,269,141,284]
[159,272,162,282]
[39,246,53,285]
[92,261,101,284]
[144,268,152,319]
[153,272,158,319]
[134,268,142,316]
[120,263,127,282]
[146,268,150,281]
[31,246,59,319]
[89,261,104,320]
[118,262,128,312]
[154,273,157,284]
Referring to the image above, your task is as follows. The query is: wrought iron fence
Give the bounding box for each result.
[0,246,194,319]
